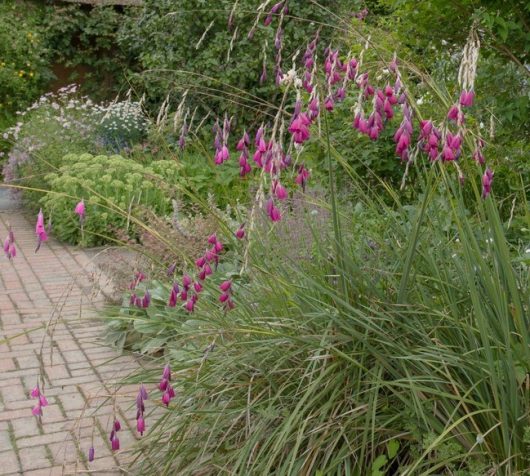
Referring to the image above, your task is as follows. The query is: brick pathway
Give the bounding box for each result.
[0,209,141,475]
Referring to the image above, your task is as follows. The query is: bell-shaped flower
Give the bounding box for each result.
[482,168,494,198]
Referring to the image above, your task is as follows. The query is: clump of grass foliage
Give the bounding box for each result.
[106,156,529,475]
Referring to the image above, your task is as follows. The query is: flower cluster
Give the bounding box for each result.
[232,23,494,202]
[95,99,148,152]
[136,384,148,436]
[219,280,235,310]
[30,384,48,417]
[214,117,231,165]
[129,271,151,308]
[236,130,251,176]
[109,419,121,451]
[159,364,176,407]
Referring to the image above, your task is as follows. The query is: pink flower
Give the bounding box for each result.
[113,420,121,432]
[4,226,15,259]
[3,236,10,256]
[167,287,178,307]
[459,89,475,107]
[235,224,245,239]
[32,404,42,416]
[288,113,311,144]
[74,200,86,219]
[141,290,151,308]
[295,165,310,191]
[35,209,48,253]
[266,199,282,222]
[219,280,232,292]
[167,262,177,276]
[194,281,203,293]
[137,416,145,435]
[473,148,485,165]
[203,263,213,276]
[111,435,120,451]
[482,168,494,198]
[236,131,250,151]
[273,181,288,200]
[162,364,171,380]
[185,299,195,312]
[182,275,192,289]
[308,97,319,120]
[442,145,455,161]
[324,96,334,111]
[214,145,229,165]
[447,105,459,121]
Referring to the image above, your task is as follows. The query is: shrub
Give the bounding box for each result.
[40,153,180,246]
[2,86,151,207]
[0,1,53,123]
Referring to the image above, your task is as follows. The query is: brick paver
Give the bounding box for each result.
[1,210,140,475]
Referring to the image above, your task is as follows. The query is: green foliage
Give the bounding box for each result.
[40,153,180,246]
[118,0,354,119]
[0,1,53,121]
[41,3,139,100]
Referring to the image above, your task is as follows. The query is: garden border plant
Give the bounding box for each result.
[2,1,529,474]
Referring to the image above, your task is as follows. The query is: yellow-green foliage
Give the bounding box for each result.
[40,153,180,246]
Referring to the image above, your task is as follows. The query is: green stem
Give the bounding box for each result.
[323,110,348,300]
